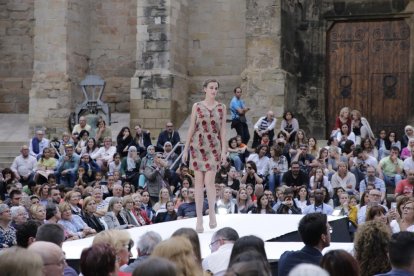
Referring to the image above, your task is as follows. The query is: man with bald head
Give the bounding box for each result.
[252,110,276,148]
[72,116,91,135]
[28,241,65,276]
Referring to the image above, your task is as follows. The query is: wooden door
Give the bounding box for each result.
[327,19,410,137]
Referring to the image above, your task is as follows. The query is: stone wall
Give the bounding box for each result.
[187,0,246,107]
[241,0,286,132]
[29,0,72,135]
[0,0,34,113]
[89,0,137,113]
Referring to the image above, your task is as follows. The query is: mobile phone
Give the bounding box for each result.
[391,202,397,210]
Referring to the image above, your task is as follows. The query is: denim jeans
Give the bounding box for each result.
[268,173,283,194]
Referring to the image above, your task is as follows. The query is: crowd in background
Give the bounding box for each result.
[0,92,414,275]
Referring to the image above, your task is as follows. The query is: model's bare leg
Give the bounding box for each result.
[205,170,217,228]
[194,171,205,233]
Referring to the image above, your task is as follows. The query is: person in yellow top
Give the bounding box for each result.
[36,147,57,181]
[334,192,358,230]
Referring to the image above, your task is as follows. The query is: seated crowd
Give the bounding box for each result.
[0,107,414,275]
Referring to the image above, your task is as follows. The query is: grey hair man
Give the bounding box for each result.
[121,231,162,273]
[202,227,240,275]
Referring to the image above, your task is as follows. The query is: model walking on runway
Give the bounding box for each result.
[183,79,227,233]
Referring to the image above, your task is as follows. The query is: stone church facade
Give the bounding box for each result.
[1,0,413,139]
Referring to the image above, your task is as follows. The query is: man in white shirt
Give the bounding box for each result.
[252,110,276,148]
[11,145,37,185]
[403,148,414,173]
[91,136,116,169]
[357,188,388,224]
[29,130,50,159]
[72,116,91,134]
[202,227,239,275]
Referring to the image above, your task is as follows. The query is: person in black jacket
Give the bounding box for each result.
[154,201,177,223]
[276,194,302,214]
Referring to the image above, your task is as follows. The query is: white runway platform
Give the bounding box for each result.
[62,214,352,260]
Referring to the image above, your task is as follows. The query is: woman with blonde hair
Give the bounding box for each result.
[333,107,352,134]
[351,109,375,145]
[0,246,43,276]
[153,187,170,214]
[152,236,203,276]
[29,203,46,224]
[93,229,133,273]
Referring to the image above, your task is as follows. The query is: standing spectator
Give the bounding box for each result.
[278,213,331,276]
[143,153,169,204]
[29,129,50,159]
[230,86,250,144]
[280,111,299,143]
[11,145,37,186]
[72,116,91,135]
[54,144,80,187]
[252,111,276,148]
[156,122,181,152]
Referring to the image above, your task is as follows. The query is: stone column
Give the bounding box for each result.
[29,0,89,136]
[130,0,189,140]
[242,0,286,131]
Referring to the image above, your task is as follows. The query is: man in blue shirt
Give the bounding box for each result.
[278,213,331,276]
[230,87,250,144]
[54,144,80,188]
[303,189,333,215]
[376,232,414,276]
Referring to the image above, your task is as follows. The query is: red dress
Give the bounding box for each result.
[189,102,224,172]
